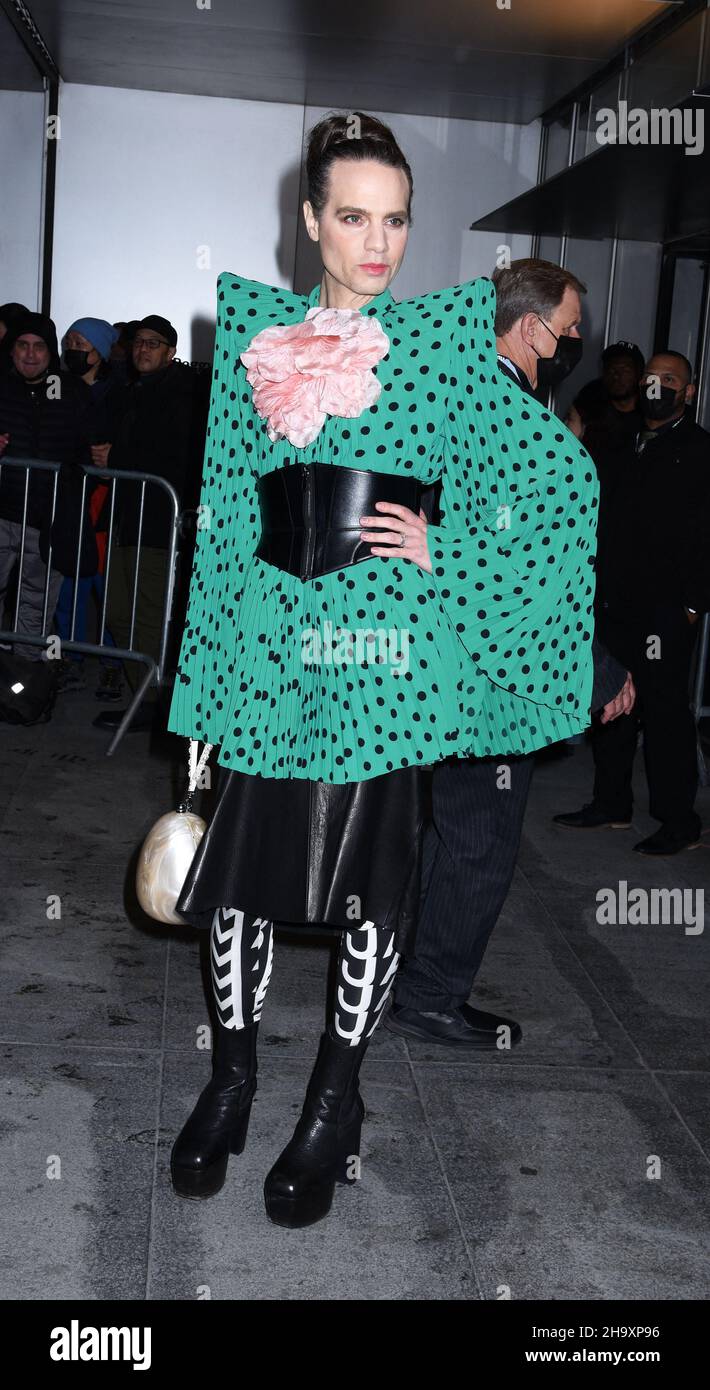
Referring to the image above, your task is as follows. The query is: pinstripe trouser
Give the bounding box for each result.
[393,753,535,1011]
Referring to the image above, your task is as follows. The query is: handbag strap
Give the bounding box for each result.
[178,738,213,813]
[188,738,213,793]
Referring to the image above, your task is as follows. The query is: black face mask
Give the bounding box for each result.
[64,348,93,376]
[641,383,681,421]
[534,317,583,388]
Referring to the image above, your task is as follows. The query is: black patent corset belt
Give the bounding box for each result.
[254,462,439,581]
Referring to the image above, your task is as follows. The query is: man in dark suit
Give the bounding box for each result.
[554,351,710,856]
[386,259,632,1050]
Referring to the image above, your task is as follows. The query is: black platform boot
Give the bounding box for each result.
[170,1021,258,1199]
[264,1028,367,1228]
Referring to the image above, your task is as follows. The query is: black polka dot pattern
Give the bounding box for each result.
[168,273,598,781]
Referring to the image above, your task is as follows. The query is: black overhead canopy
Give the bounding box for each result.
[9,0,671,125]
[471,96,710,245]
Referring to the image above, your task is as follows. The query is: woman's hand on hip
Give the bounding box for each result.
[359,502,432,573]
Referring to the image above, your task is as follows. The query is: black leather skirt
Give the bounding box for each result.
[175,764,425,954]
[175,462,438,953]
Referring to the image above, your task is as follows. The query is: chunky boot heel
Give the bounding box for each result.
[264,1031,368,1228]
[229,1105,252,1156]
[171,1022,258,1200]
[335,1127,362,1186]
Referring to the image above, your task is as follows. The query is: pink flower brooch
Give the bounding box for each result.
[240,306,390,449]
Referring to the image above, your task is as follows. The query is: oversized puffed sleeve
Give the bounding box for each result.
[426,277,599,754]
[167,272,304,747]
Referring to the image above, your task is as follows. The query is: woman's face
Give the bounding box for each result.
[64,330,100,365]
[303,158,410,302]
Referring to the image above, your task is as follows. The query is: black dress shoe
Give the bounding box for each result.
[633,826,701,856]
[384,1002,522,1050]
[553,802,632,830]
[93,705,157,732]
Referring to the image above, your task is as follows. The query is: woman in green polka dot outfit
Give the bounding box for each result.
[168,112,598,1227]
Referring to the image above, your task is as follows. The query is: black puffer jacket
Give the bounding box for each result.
[0,368,90,529]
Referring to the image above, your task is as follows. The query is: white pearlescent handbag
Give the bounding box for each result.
[136,739,213,924]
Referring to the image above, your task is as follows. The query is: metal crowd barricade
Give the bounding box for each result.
[0,456,182,755]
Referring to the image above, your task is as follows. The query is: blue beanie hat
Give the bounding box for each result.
[65,317,119,361]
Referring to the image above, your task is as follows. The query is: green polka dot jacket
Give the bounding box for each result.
[168,273,599,782]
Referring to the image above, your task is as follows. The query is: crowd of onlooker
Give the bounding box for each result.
[0,301,208,731]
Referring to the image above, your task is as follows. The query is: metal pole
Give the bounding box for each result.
[693,256,710,430]
[566,103,578,168]
[40,78,59,316]
[12,466,31,631]
[695,1,708,91]
[69,468,89,641]
[603,238,619,349]
[100,479,118,646]
[40,464,59,637]
[536,121,548,187]
[692,614,710,719]
[129,482,147,651]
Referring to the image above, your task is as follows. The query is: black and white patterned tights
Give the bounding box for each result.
[210,908,400,1046]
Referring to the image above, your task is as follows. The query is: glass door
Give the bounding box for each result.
[654,240,710,429]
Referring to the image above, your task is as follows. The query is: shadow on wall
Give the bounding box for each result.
[282,157,323,296]
[279,159,319,292]
[190,314,216,367]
